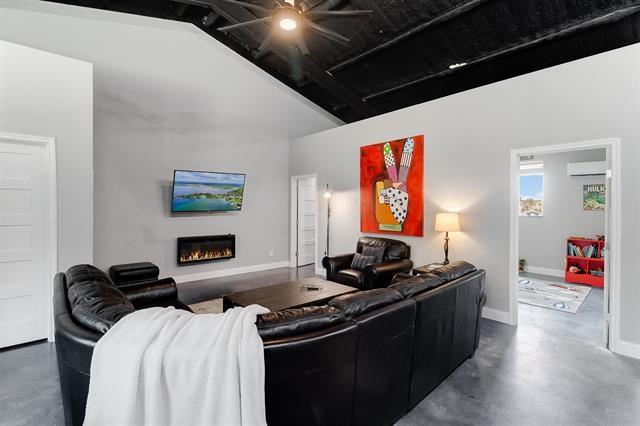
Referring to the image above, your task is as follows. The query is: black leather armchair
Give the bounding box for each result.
[322,236,413,289]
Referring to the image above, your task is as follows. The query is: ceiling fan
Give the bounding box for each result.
[212,0,372,60]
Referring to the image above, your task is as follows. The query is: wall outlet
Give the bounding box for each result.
[269,250,274,257]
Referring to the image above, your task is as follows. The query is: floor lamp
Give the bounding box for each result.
[323,184,332,256]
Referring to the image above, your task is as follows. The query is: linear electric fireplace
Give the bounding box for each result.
[177,234,236,266]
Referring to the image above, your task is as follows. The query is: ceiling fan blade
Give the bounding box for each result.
[254,32,275,59]
[218,16,271,31]
[294,33,310,55]
[287,43,304,82]
[210,0,270,13]
[305,10,372,18]
[306,21,350,44]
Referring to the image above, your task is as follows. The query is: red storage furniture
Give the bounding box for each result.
[565,237,605,287]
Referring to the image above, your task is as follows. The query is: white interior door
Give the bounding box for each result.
[296,177,316,267]
[0,136,50,348]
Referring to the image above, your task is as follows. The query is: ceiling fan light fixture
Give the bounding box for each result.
[279,17,298,31]
[274,6,301,32]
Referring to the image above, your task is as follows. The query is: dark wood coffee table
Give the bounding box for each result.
[222,277,357,312]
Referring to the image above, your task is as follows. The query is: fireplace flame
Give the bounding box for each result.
[179,247,233,263]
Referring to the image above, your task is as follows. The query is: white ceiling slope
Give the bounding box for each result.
[0,0,342,139]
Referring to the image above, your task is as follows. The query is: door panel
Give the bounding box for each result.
[0,139,48,348]
[297,177,316,267]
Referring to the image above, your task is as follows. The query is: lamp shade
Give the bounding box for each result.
[435,213,460,232]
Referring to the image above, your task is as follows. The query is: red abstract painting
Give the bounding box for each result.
[360,135,424,236]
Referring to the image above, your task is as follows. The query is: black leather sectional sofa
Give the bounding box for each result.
[54,261,486,426]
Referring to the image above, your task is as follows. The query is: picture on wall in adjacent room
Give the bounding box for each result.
[519,174,543,216]
[583,184,606,211]
[360,135,424,236]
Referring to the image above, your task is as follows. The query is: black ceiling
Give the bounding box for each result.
[47,0,640,123]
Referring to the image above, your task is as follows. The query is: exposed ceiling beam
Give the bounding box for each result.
[328,0,488,74]
[173,0,376,117]
[363,4,640,102]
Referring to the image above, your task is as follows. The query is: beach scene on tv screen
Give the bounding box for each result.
[172,171,245,212]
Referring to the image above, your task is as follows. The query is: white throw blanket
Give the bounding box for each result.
[84,304,269,426]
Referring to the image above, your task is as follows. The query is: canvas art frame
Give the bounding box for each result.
[360,135,424,236]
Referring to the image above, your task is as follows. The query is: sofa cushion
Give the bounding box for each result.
[65,265,135,334]
[389,273,445,298]
[350,253,376,271]
[430,261,476,282]
[65,264,112,289]
[337,268,363,286]
[362,245,385,264]
[256,306,346,339]
[329,288,404,319]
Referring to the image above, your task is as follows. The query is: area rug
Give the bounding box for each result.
[517,277,591,314]
[189,298,223,314]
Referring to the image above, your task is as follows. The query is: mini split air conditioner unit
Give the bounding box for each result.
[567,161,606,176]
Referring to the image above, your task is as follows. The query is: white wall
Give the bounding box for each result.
[0,40,93,271]
[290,44,640,348]
[519,149,606,273]
[0,1,339,279]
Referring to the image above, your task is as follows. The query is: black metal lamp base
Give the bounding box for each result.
[443,231,450,265]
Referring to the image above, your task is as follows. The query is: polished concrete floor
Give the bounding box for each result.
[1,268,639,425]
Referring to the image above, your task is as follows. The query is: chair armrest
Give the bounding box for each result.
[391,273,414,284]
[363,259,414,289]
[322,253,356,279]
[118,277,178,309]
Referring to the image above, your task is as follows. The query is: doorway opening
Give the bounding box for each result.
[290,174,318,270]
[509,138,621,352]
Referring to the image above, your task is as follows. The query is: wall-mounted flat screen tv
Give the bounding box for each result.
[171,170,246,212]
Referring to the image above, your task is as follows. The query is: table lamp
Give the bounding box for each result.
[434,213,460,265]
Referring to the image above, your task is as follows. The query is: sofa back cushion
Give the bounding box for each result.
[256,306,346,339]
[389,273,445,298]
[362,245,385,263]
[329,288,404,319]
[430,261,477,282]
[65,264,135,334]
[356,236,410,260]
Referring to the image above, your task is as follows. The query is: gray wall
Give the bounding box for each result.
[290,44,640,347]
[519,149,606,272]
[0,40,93,271]
[0,1,339,279]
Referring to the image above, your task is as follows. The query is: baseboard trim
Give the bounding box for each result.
[482,307,513,325]
[174,261,290,284]
[611,338,640,360]
[523,266,564,278]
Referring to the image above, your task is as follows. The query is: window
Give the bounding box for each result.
[519,173,543,216]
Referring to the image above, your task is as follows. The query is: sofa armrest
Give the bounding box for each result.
[118,277,178,309]
[391,273,414,284]
[109,262,159,286]
[322,253,356,279]
[363,259,414,289]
